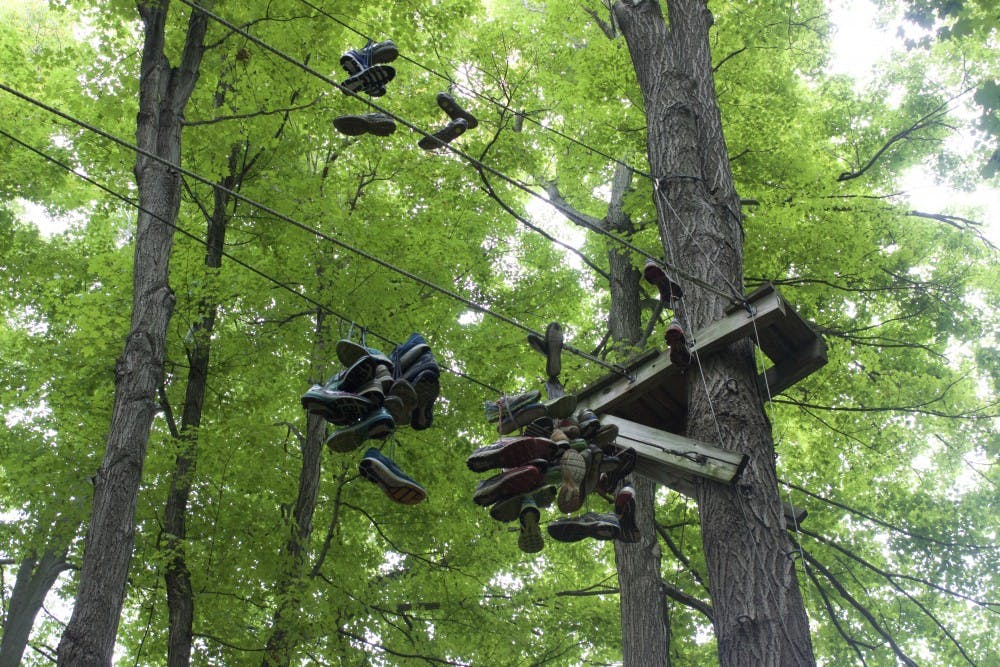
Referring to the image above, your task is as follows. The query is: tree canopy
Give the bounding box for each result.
[0,0,996,665]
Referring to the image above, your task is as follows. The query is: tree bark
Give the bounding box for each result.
[57,4,207,665]
[614,1,815,665]
[0,550,71,667]
[163,146,239,667]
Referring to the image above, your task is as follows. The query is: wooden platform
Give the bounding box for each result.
[577,283,827,433]
[572,283,825,527]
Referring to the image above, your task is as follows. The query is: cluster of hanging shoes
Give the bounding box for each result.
[301,333,440,505]
[332,39,478,151]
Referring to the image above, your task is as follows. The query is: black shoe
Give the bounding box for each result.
[436,92,478,129]
[333,113,397,137]
[547,512,620,543]
[418,118,468,150]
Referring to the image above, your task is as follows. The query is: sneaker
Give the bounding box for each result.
[593,423,619,448]
[418,117,468,150]
[665,320,692,368]
[333,113,397,137]
[341,64,395,96]
[382,378,418,425]
[389,333,429,366]
[497,403,547,435]
[544,322,563,378]
[543,394,577,420]
[325,407,395,452]
[340,39,399,75]
[358,447,426,505]
[523,416,555,438]
[547,512,620,543]
[336,340,393,370]
[355,364,394,405]
[517,500,544,553]
[401,351,440,383]
[485,390,542,422]
[581,445,603,498]
[301,386,375,426]
[643,259,683,302]
[526,332,547,356]
[466,436,560,473]
[435,91,478,130]
[576,409,600,440]
[473,464,544,506]
[410,369,440,430]
[489,485,556,522]
[597,447,637,493]
[556,448,587,513]
[326,355,380,394]
[615,486,640,543]
[395,343,433,375]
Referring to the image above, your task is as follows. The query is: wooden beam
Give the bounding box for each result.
[578,285,788,416]
[602,415,807,529]
[601,415,747,484]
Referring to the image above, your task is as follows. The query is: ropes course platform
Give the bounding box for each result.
[575,283,825,528]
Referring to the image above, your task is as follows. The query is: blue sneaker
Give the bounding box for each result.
[389,333,429,366]
[358,447,426,505]
[301,386,375,426]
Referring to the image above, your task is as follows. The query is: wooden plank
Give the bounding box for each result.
[600,415,748,484]
[758,337,828,397]
[578,286,788,417]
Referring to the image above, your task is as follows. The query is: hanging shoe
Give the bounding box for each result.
[543,394,577,420]
[473,464,544,506]
[527,332,547,356]
[325,407,395,452]
[523,416,555,439]
[592,423,619,448]
[340,39,399,75]
[435,91,478,129]
[544,322,563,378]
[547,512,621,543]
[358,447,426,505]
[485,390,541,422]
[665,320,692,368]
[466,436,560,473]
[581,445,603,498]
[576,409,600,440]
[556,447,587,513]
[497,403,548,435]
[382,378,418,425]
[300,386,375,426]
[333,113,397,137]
[341,64,395,96]
[643,259,683,303]
[355,364,394,405]
[489,485,556,522]
[597,447,637,494]
[517,499,544,553]
[614,486,640,543]
[409,369,440,430]
[389,333,429,367]
[336,340,393,370]
[418,117,468,150]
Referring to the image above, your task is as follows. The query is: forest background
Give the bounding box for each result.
[0,0,997,665]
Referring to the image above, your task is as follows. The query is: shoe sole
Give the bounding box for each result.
[301,391,375,426]
[333,115,396,137]
[325,416,394,453]
[473,466,543,507]
[557,448,586,513]
[544,394,576,420]
[341,65,395,95]
[518,508,544,553]
[359,457,426,505]
[547,515,619,543]
[418,118,468,150]
[436,92,478,129]
[490,486,556,522]
[467,437,559,473]
[545,322,562,377]
[582,447,602,497]
[410,371,440,431]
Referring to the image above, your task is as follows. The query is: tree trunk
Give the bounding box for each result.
[261,302,330,667]
[57,4,206,665]
[0,550,70,667]
[614,1,815,665]
[163,146,238,667]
